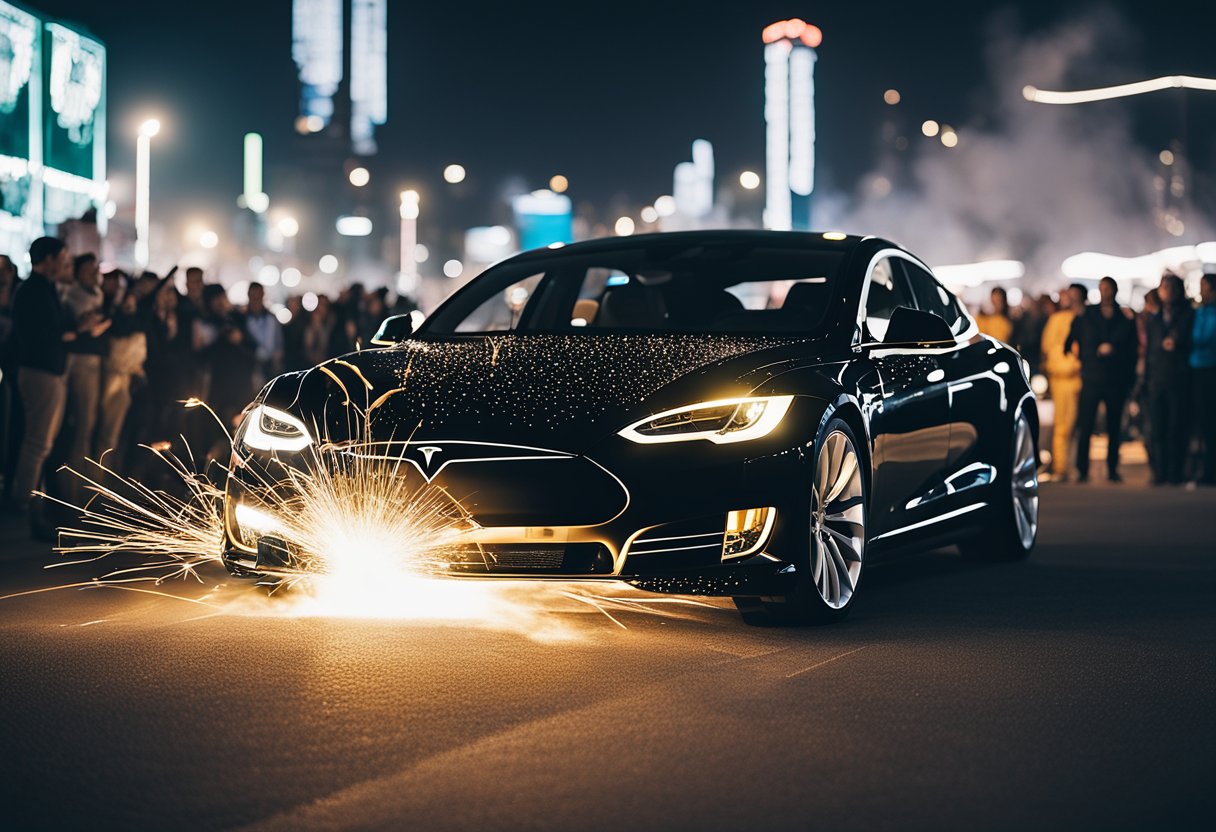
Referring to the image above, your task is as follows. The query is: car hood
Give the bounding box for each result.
[279,333,808,451]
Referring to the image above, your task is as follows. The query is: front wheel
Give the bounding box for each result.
[960,407,1038,562]
[734,419,867,625]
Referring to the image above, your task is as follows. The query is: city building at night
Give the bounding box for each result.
[763,18,820,232]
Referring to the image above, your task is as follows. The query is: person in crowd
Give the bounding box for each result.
[303,295,337,367]
[976,286,1014,343]
[243,282,283,389]
[1143,274,1193,485]
[1191,273,1216,485]
[11,237,95,536]
[0,254,15,348]
[282,295,308,372]
[359,289,388,345]
[96,271,146,463]
[1012,293,1047,376]
[1041,284,1086,482]
[194,284,254,441]
[179,266,207,399]
[140,276,190,446]
[60,253,110,499]
[1068,276,1138,483]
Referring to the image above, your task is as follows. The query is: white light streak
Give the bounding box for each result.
[1024,75,1216,105]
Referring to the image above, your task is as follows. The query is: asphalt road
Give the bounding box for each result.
[1,467,1213,831]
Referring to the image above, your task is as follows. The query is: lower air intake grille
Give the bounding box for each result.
[484,545,566,570]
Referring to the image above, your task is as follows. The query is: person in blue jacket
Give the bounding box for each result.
[1191,273,1216,485]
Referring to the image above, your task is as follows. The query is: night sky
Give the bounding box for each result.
[28,0,1216,237]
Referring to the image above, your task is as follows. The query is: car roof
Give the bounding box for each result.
[504,229,893,265]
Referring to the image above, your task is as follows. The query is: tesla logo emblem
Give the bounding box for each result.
[396,441,573,483]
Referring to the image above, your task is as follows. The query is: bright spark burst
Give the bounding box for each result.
[13,392,722,635]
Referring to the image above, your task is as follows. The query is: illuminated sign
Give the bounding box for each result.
[0,1,37,160]
[43,22,103,180]
[512,190,572,252]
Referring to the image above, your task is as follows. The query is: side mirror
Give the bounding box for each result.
[880,306,955,348]
[370,314,414,346]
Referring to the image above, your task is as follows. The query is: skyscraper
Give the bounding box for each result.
[763,19,821,231]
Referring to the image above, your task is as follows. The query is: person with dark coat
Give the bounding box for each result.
[11,237,100,535]
[1143,273,1193,484]
[193,284,255,450]
[1066,276,1138,483]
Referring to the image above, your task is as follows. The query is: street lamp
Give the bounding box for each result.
[135,118,160,269]
[400,189,420,282]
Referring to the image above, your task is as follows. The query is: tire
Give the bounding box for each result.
[734,418,868,625]
[960,407,1039,562]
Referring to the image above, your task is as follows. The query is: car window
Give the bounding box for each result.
[424,244,845,336]
[899,260,970,337]
[453,273,544,332]
[863,256,914,341]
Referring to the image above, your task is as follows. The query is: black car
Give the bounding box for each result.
[223,231,1038,624]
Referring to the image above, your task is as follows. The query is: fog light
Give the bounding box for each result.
[723,507,775,560]
[231,501,279,550]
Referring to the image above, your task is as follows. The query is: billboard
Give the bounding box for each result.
[0,2,105,251]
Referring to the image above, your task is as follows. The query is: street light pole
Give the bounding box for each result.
[399,189,420,285]
[135,118,161,270]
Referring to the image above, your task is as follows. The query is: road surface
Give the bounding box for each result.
[1,467,1212,831]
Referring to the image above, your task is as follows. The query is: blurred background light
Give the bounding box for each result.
[336,215,373,236]
[443,164,466,184]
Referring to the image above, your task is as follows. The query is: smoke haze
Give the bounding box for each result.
[824,8,1210,286]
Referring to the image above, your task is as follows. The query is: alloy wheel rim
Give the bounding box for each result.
[1012,412,1039,549]
[810,430,865,609]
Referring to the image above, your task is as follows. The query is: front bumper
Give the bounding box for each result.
[222,432,813,597]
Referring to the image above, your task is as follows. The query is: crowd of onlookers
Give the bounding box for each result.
[971,273,1216,487]
[0,236,414,538]
[2,232,1215,539]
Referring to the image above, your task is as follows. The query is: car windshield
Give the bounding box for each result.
[422,241,845,336]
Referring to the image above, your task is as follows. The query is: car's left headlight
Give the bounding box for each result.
[618,395,795,445]
[239,404,314,452]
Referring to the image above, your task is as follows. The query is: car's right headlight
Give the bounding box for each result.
[618,395,795,445]
[240,404,314,452]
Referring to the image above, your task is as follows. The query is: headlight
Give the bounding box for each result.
[618,395,795,445]
[240,404,314,452]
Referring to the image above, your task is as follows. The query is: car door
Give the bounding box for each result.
[898,259,1009,502]
[856,255,952,540]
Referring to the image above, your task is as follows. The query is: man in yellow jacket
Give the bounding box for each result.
[1041,284,1087,481]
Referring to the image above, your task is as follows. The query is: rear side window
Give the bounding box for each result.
[899,260,970,337]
